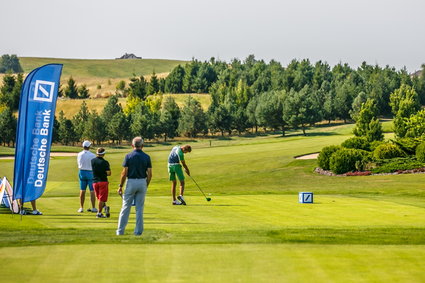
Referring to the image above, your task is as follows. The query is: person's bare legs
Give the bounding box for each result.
[171,180,177,201]
[90,191,96,209]
[30,200,37,210]
[79,190,86,209]
[98,201,105,213]
[179,180,185,196]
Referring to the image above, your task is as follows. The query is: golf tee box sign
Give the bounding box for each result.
[299,192,313,203]
[13,64,63,203]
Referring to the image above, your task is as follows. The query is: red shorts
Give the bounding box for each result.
[93,182,109,202]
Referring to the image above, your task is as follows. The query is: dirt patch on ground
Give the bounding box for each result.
[0,152,77,160]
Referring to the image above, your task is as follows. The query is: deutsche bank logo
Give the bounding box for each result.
[34,80,55,102]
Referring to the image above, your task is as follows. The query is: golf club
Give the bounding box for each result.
[189,175,211,202]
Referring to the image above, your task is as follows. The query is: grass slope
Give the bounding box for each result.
[16,57,187,97]
[19,57,187,79]
[1,123,425,282]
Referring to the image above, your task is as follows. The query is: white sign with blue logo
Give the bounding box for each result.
[299,192,313,203]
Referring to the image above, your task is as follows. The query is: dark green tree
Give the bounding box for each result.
[0,73,22,110]
[334,78,356,123]
[130,102,161,140]
[165,65,185,93]
[101,95,122,125]
[352,99,383,141]
[78,84,90,99]
[183,61,199,93]
[160,96,180,141]
[350,91,367,121]
[178,96,207,137]
[390,84,421,138]
[0,107,17,146]
[147,71,160,95]
[0,54,23,73]
[58,110,76,145]
[72,101,90,140]
[108,112,129,144]
[246,96,259,133]
[256,90,286,135]
[207,102,232,136]
[64,77,79,98]
[282,86,322,136]
[84,111,107,144]
[128,75,148,100]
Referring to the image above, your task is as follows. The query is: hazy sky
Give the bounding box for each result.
[1,0,424,72]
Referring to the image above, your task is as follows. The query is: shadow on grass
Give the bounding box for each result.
[187,204,247,207]
[1,227,425,247]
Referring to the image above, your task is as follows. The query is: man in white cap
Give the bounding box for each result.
[77,140,97,213]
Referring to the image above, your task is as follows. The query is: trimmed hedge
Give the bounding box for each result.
[341,137,370,151]
[371,158,424,174]
[416,142,425,162]
[329,148,370,174]
[373,143,405,160]
[318,145,341,170]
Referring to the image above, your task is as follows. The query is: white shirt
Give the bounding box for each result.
[77,150,96,170]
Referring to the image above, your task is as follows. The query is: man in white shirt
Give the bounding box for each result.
[77,140,97,213]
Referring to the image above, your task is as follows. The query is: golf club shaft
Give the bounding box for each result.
[189,175,208,199]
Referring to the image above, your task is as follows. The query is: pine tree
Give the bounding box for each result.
[352,99,383,141]
[64,77,79,98]
[0,107,17,146]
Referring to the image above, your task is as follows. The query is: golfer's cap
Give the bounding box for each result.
[96,148,106,155]
[82,140,91,148]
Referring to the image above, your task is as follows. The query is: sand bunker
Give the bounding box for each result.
[295,153,319,160]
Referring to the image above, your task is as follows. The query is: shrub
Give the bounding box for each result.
[318,145,341,170]
[329,148,370,174]
[373,144,405,160]
[341,137,370,151]
[393,137,423,155]
[416,142,425,162]
[371,157,424,174]
[370,140,385,151]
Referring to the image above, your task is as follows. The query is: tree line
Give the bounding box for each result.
[1,55,425,146]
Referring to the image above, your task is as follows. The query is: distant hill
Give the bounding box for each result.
[19,57,187,79]
[17,57,187,97]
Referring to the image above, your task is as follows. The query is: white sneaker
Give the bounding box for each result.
[89,208,98,213]
[32,210,42,215]
[172,200,182,205]
[177,195,186,205]
[77,208,84,213]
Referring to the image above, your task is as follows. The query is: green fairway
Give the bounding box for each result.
[1,124,425,282]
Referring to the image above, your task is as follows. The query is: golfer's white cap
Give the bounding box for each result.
[82,140,91,148]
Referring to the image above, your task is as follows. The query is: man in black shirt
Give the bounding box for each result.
[91,148,111,218]
[116,137,152,236]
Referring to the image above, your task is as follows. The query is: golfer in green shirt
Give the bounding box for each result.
[168,145,191,205]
